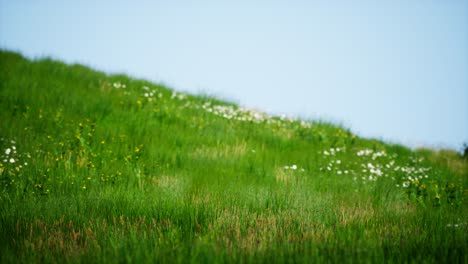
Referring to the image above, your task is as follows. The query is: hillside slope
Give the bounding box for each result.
[0,50,466,263]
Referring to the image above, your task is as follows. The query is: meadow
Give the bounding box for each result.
[0,50,466,263]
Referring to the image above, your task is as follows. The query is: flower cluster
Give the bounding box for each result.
[446,219,466,228]
[356,149,387,160]
[171,91,187,101]
[108,80,317,134]
[283,164,305,172]
[113,82,126,89]
[323,147,345,156]
[142,86,163,102]
[318,147,435,191]
[1,139,29,168]
[0,138,31,190]
[201,102,269,123]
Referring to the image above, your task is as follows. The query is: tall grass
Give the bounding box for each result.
[0,50,466,263]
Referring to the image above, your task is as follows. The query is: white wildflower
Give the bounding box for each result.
[357,149,372,156]
[5,148,11,155]
[373,169,383,177]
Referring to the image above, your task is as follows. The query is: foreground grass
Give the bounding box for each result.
[0,50,467,263]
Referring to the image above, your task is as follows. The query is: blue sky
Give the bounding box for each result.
[1,0,467,150]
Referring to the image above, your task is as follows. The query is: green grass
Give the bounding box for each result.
[0,50,467,263]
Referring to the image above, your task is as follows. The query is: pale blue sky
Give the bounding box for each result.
[1,0,467,150]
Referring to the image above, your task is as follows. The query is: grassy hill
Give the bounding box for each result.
[0,50,466,263]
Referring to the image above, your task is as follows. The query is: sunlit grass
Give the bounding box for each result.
[0,50,467,263]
